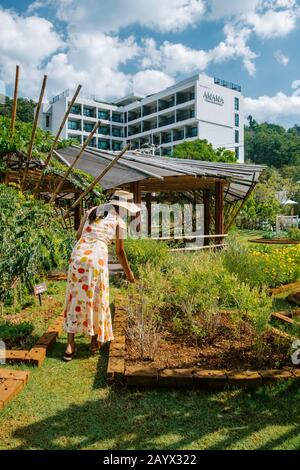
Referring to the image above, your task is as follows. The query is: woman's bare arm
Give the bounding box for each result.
[76,212,89,241]
[116,225,135,283]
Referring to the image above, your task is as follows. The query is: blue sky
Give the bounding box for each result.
[0,0,300,127]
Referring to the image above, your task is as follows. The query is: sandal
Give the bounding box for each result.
[63,345,76,362]
[89,340,102,354]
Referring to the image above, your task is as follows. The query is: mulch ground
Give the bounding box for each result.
[126,314,291,370]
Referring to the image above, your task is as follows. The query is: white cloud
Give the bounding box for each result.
[141,26,258,77]
[247,9,297,38]
[274,49,289,66]
[132,70,175,96]
[141,39,209,75]
[0,8,62,96]
[30,0,206,33]
[245,91,300,122]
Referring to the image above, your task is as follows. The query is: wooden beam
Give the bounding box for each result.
[21,74,48,190]
[146,192,152,237]
[215,181,224,245]
[34,84,82,195]
[203,190,210,246]
[130,181,142,234]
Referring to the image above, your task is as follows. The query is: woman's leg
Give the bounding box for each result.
[65,333,76,354]
[90,334,102,353]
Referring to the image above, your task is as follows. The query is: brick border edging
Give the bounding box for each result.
[0,369,30,410]
[107,294,300,389]
[3,313,64,367]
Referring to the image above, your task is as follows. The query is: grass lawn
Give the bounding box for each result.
[1,242,300,451]
[1,308,300,449]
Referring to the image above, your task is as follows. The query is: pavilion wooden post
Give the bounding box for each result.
[34,84,82,195]
[215,182,225,245]
[146,192,152,237]
[203,190,210,246]
[21,74,48,190]
[130,181,141,235]
[74,193,82,230]
[10,65,20,135]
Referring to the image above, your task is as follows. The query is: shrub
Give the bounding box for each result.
[124,238,170,276]
[0,184,74,307]
[288,227,300,241]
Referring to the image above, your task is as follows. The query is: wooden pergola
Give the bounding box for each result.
[55,145,266,247]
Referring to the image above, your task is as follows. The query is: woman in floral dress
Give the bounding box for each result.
[63,190,138,361]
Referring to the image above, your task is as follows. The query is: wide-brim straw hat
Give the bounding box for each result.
[108,190,140,214]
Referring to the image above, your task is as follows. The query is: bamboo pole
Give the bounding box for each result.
[5,65,20,184]
[49,120,101,203]
[21,75,48,190]
[34,84,82,195]
[10,65,20,135]
[225,190,253,233]
[63,143,130,220]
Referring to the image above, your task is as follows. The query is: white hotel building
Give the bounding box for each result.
[39,73,244,162]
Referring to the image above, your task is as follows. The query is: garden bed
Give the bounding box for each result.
[108,295,300,388]
[249,238,300,245]
[0,280,66,350]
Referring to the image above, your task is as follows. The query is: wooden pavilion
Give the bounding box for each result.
[55,145,266,247]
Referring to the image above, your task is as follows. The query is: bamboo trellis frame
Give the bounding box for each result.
[34,84,82,195]
[63,143,131,220]
[49,120,101,203]
[21,74,48,190]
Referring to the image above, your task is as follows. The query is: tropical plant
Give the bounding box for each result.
[0,184,74,309]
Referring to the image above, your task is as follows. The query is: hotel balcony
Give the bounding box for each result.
[112,127,124,138]
[83,106,96,118]
[128,124,142,137]
[98,139,110,150]
[98,109,110,121]
[176,87,195,105]
[112,112,124,123]
[83,121,94,133]
[68,119,81,131]
[158,95,175,112]
[69,103,82,115]
[98,125,110,136]
[176,107,195,122]
[158,113,175,128]
[143,103,158,116]
[128,109,142,122]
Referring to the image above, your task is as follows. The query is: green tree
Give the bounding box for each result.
[171,139,237,163]
[245,119,300,168]
[0,96,36,123]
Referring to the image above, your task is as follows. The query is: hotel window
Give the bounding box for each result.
[84,122,94,132]
[99,126,109,135]
[83,107,95,118]
[235,113,239,127]
[235,130,239,144]
[235,147,239,159]
[68,120,81,131]
[70,104,81,115]
[98,140,109,150]
[98,110,109,120]
[234,97,239,111]
[45,115,50,127]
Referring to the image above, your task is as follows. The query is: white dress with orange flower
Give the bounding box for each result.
[63,206,125,342]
